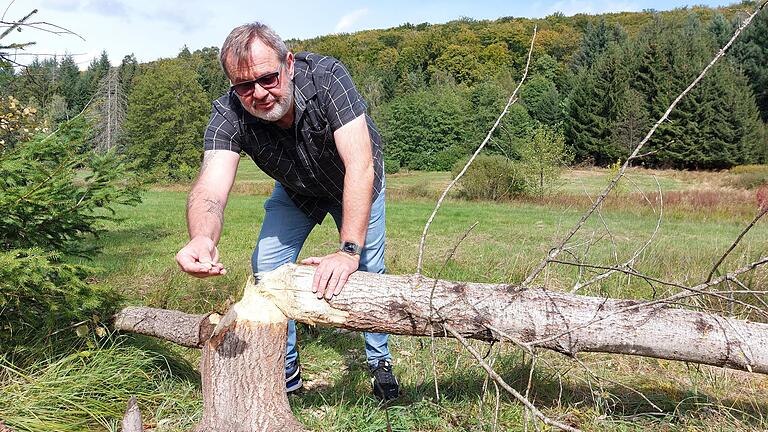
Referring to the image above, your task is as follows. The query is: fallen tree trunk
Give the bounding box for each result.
[255,264,768,373]
[115,264,768,373]
[114,263,768,430]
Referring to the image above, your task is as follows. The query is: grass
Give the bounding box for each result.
[0,335,200,432]
[5,166,768,431]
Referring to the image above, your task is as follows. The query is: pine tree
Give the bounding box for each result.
[57,54,81,117]
[18,57,59,111]
[192,47,230,101]
[565,45,630,165]
[118,54,139,96]
[733,7,768,122]
[571,18,626,71]
[72,51,111,113]
[611,88,649,157]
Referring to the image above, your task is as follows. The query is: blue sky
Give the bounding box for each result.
[8,0,737,69]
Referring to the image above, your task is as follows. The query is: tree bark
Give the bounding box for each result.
[113,307,220,348]
[256,264,768,374]
[195,281,306,432]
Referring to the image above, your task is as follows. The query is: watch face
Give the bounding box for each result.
[341,241,359,255]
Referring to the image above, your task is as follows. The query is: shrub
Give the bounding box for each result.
[452,154,527,200]
[515,125,571,196]
[0,96,49,151]
[0,249,117,351]
[728,164,768,189]
[0,117,142,256]
[384,158,400,174]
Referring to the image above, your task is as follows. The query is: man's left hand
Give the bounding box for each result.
[300,252,360,300]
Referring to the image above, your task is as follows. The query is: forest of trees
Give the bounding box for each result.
[2,2,767,179]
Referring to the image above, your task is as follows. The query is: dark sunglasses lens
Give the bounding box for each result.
[233,82,253,96]
[258,73,280,89]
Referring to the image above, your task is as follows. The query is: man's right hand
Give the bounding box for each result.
[175,236,227,278]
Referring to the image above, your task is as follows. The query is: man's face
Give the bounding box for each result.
[226,39,294,123]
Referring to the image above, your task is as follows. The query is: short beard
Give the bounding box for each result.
[251,78,294,123]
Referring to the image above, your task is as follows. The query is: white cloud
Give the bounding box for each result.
[87,0,130,18]
[39,0,83,12]
[334,8,368,33]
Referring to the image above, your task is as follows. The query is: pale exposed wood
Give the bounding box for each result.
[113,307,220,348]
[120,396,142,432]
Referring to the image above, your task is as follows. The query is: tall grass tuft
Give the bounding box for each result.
[0,336,199,431]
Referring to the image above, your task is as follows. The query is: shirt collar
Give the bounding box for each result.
[292,52,317,113]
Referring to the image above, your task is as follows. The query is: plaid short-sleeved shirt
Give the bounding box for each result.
[203,52,384,224]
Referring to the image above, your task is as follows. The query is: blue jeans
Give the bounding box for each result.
[251,182,391,369]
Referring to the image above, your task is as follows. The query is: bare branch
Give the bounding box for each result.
[444,323,581,432]
[521,0,768,288]
[0,8,35,41]
[571,176,664,293]
[416,25,538,275]
[707,206,768,282]
[0,19,85,41]
[528,256,768,348]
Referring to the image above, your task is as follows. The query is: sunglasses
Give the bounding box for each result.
[231,64,283,97]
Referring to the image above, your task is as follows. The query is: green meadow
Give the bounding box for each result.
[34,163,762,431]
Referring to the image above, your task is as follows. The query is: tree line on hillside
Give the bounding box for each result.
[1,2,767,181]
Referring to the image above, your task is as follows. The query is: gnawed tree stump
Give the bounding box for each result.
[114,263,768,430]
[196,283,305,431]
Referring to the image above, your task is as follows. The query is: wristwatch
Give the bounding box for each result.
[339,241,361,256]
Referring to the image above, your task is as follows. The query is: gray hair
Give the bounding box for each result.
[220,22,288,78]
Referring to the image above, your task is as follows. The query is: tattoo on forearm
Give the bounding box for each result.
[187,191,224,224]
[203,198,224,224]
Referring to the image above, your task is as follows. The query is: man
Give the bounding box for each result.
[175,22,399,401]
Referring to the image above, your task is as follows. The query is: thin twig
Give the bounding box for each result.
[444,323,581,432]
[427,221,479,402]
[520,0,768,288]
[416,25,538,275]
[707,206,768,282]
[492,380,501,432]
[523,353,538,431]
[0,19,85,40]
[572,356,664,413]
[1,0,18,22]
[570,176,664,293]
